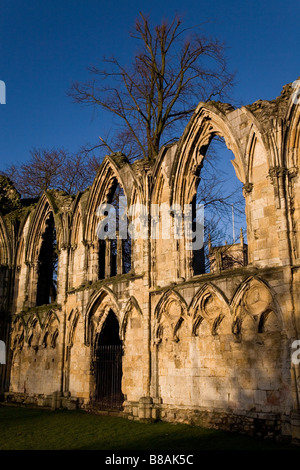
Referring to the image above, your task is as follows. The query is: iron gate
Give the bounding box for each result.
[94,344,123,410]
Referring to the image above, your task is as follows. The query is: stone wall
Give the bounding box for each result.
[1,80,300,440]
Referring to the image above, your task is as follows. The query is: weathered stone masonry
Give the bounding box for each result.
[1,80,300,440]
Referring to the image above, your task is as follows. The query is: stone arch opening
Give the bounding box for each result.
[36,212,58,306]
[193,135,247,274]
[93,309,123,410]
[98,179,131,280]
[170,104,249,280]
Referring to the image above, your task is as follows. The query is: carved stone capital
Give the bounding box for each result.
[288,166,298,179]
[242,182,253,195]
[268,166,288,183]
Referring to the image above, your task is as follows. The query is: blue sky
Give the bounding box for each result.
[0,0,299,171]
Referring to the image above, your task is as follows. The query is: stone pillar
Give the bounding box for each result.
[28,262,39,306]
[91,242,100,282]
[138,396,153,421]
[51,391,62,410]
[183,205,194,280]
[105,238,111,278]
[269,167,292,266]
[56,247,68,305]
[117,235,123,275]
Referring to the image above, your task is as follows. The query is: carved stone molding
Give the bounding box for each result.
[242,182,253,195]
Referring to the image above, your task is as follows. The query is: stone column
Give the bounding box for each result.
[138,396,154,421]
[28,261,39,306]
[117,234,123,275]
[56,246,68,305]
[269,167,292,266]
[105,238,111,278]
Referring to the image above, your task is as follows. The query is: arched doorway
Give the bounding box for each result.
[94,310,123,410]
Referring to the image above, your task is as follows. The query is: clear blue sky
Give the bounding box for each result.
[0,0,299,171]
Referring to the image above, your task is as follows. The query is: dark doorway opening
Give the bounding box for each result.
[94,310,123,410]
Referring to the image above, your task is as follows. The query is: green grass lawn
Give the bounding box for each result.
[0,403,298,451]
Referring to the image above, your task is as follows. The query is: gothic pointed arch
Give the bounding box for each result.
[66,308,79,349]
[170,102,247,208]
[84,156,137,281]
[231,276,282,336]
[25,193,60,263]
[84,154,136,244]
[189,282,230,336]
[41,310,60,348]
[24,193,61,306]
[85,286,120,345]
[91,305,123,410]
[239,105,274,175]
[244,125,269,186]
[26,315,42,349]
[242,84,293,171]
[166,102,253,279]
[153,289,187,343]
[120,296,143,341]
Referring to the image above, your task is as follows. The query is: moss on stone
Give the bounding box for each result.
[0,175,22,215]
[67,271,144,294]
[18,302,62,317]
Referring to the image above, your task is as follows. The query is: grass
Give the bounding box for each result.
[0,403,299,451]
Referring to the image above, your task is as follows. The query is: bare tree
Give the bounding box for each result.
[69,13,234,161]
[3,148,102,198]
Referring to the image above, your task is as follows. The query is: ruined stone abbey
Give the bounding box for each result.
[1,80,300,440]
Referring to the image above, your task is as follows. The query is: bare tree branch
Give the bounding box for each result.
[2,148,102,198]
[68,12,234,162]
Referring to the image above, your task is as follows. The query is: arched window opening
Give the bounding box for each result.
[98,180,131,280]
[36,213,58,306]
[94,310,123,410]
[192,136,247,275]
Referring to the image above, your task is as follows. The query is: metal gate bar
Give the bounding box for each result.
[95,344,123,410]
